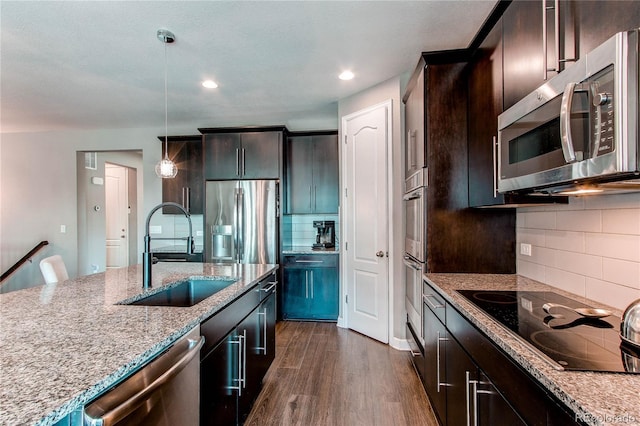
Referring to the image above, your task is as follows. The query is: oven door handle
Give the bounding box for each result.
[403,190,422,201]
[560,82,578,163]
[403,256,422,271]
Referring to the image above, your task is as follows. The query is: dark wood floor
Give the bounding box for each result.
[245,321,438,426]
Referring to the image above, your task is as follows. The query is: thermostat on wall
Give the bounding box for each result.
[91,177,104,185]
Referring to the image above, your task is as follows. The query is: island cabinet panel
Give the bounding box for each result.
[281,254,339,321]
[202,128,283,180]
[285,132,339,214]
[200,271,277,426]
[160,136,203,214]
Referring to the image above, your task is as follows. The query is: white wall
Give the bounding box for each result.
[517,192,640,310]
[337,73,409,345]
[0,127,165,291]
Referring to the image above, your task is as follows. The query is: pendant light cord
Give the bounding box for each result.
[164,40,169,161]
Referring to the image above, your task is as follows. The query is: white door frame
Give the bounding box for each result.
[338,99,394,344]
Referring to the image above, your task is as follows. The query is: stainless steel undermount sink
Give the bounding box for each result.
[123,278,237,307]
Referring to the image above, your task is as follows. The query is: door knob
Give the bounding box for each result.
[376,251,384,258]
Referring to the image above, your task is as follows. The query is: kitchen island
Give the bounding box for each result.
[425,273,640,426]
[0,262,277,425]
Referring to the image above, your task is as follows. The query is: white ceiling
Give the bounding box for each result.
[1,1,497,134]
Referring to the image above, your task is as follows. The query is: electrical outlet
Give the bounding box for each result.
[149,225,162,235]
[520,243,532,256]
[60,225,66,233]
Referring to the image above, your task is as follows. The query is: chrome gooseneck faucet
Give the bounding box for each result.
[143,202,194,289]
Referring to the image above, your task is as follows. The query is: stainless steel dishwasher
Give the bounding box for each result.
[83,326,204,426]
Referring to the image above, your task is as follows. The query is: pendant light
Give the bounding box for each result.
[155,29,178,179]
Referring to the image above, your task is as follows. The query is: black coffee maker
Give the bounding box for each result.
[313,220,335,249]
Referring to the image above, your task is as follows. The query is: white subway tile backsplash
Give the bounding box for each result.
[602,208,640,235]
[517,193,640,309]
[544,267,586,296]
[556,209,601,233]
[584,192,640,210]
[602,258,640,289]
[552,250,602,280]
[585,233,640,262]
[517,259,546,282]
[545,230,585,252]
[523,211,556,229]
[517,228,546,247]
[585,277,640,311]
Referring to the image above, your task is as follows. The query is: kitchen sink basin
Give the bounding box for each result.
[125,278,237,307]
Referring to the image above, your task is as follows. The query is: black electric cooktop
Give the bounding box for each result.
[456,290,640,373]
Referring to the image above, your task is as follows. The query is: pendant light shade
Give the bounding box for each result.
[156,29,178,179]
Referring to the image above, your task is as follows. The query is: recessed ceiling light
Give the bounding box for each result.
[339,70,354,81]
[202,80,218,89]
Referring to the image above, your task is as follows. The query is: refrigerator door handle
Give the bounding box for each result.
[233,189,240,263]
[238,188,245,262]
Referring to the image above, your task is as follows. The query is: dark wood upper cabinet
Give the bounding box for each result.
[468,20,505,208]
[159,136,203,214]
[285,132,339,214]
[502,0,640,111]
[200,127,283,180]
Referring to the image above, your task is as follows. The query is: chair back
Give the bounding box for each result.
[40,255,69,284]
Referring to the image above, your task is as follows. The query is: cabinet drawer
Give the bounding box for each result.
[282,254,338,268]
[423,280,446,324]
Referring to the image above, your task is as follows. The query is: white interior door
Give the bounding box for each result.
[105,163,129,269]
[342,101,391,344]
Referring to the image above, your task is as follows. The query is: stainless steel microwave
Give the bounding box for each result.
[498,29,639,195]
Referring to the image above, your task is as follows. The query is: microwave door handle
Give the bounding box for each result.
[560,82,578,163]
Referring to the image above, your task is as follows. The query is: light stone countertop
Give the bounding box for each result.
[425,273,640,426]
[281,245,339,255]
[0,263,278,426]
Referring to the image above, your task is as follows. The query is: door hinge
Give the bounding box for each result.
[344,187,347,198]
[345,242,348,251]
[344,135,348,144]
[345,294,348,304]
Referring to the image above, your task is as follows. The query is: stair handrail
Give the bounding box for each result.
[0,240,49,283]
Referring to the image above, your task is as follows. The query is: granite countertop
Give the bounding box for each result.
[0,262,277,426]
[281,245,340,254]
[425,273,640,426]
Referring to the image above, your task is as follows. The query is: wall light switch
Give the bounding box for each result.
[60,225,66,233]
[196,231,203,237]
[520,243,532,256]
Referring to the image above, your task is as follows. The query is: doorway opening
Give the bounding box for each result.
[77,151,142,275]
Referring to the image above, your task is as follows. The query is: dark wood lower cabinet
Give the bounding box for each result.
[421,280,579,426]
[200,272,277,426]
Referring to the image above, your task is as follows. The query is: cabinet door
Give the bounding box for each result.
[574,1,640,58]
[502,0,549,110]
[404,65,426,178]
[237,307,262,424]
[468,21,505,208]
[475,370,526,426]
[445,336,478,426]
[311,135,339,214]
[308,267,339,320]
[256,291,277,379]
[161,139,203,214]
[204,133,241,179]
[286,136,314,213]
[281,267,309,319]
[422,304,447,424]
[241,132,281,179]
[200,329,240,426]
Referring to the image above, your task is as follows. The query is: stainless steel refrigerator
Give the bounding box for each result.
[205,180,278,264]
